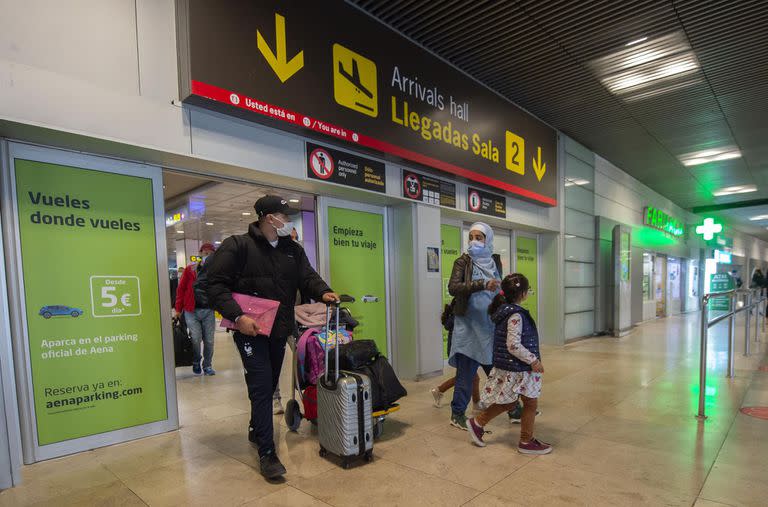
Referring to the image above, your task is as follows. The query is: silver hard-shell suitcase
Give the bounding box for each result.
[317,300,374,468]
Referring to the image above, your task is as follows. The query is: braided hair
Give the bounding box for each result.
[488,273,530,315]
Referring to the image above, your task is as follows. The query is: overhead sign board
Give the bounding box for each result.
[306,142,386,193]
[643,206,683,238]
[177,0,558,206]
[402,170,456,208]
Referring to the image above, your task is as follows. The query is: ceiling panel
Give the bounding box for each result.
[352,0,768,238]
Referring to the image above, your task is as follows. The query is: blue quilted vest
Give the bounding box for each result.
[491,303,540,372]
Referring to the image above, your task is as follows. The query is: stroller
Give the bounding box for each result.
[284,295,402,439]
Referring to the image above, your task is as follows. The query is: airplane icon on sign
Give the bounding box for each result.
[338,59,374,101]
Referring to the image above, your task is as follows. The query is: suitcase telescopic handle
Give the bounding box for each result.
[324,299,342,384]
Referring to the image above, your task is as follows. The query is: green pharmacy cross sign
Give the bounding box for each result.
[696,218,723,241]
[643,206,684,237]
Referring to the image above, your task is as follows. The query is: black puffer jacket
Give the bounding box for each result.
[206,222,332,340]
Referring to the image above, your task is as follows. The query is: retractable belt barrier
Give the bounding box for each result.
[697,287,767,419]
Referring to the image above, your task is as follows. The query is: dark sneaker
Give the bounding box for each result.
[518,438,552,455]
[203,367,216,376]
[192,363,202,375]
[468,418,486,447]
[450,413,468,431]
[259,452,287,479]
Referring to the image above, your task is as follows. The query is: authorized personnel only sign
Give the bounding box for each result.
[178,0,558,206]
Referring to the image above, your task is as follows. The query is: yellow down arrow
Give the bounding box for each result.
[533,146,546,181]
[257,13,304,83]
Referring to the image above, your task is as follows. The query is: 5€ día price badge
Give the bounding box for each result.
[90,276,142,318]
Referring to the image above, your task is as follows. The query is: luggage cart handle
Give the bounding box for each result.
[323,299,344,384]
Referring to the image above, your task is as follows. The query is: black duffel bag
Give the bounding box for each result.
[338,339,380,370]
[173,317,194,367]
[358,355,407,410]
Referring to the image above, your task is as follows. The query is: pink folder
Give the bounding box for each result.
[220,293,280,336]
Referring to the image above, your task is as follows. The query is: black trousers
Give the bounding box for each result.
[233,331,288,457]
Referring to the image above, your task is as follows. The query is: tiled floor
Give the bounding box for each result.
[2,312,767,506]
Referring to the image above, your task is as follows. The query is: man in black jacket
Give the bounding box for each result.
[206,195,338,479]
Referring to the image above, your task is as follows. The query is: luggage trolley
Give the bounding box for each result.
[284,295,400,439]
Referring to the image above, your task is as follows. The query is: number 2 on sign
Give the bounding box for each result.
[505,131,525,175]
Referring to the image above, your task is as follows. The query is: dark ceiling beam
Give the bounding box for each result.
[691,199,768,214]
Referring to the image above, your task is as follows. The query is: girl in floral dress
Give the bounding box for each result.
[467,273,552,455]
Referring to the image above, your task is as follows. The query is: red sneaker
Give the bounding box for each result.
[518,438,552,455]
[468,418,486,447]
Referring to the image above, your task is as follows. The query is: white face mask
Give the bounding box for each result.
[271,216,293,237]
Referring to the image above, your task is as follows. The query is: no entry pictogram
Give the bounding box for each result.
[309,148,334,179]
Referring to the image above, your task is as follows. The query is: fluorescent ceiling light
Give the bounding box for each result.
[680,146,741,166]
[588,32,699,102]
[205,222,214,226]
[214,241,222,245]
[242,212,252,216]
[565,178,590,187]
[177,230,184,234]
[712,184,757,197]
[749,215,768,221]
[289,199,300,203]
[626,36,648,46]
[564,234,576,239]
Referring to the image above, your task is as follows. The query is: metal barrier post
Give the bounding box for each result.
[756,291,762,343]
[697,298,709,419]
[761,288,766,338]
[727,293,736,379]
[745,291,752,357]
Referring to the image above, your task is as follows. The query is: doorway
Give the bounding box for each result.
[654,255,667,318]
[667,258,682,315]
[318,198,390,357]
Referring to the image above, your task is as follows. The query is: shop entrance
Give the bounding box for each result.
[654,255,667,318]
[318,198,389,356]
[667,258,682,315]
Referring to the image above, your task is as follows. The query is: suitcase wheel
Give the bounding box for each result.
[342,458,351,469]
[365,450,374,463]
[285,399,302,432]
[319,447,327,458]
[373,419,384,439]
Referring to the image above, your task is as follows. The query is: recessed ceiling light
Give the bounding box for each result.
[626,36,648,47]
[713,184,757,197]
[564,178,590,187]
[242,212,252,216]
[589,32,699,102]
[680,146,741,166]
[749,215,768,221]
[205,222,214,226]
[289,199,300,203]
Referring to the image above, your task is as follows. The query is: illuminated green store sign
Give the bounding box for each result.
[643,206,684,238]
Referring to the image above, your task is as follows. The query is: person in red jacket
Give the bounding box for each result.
[174,242,217,375]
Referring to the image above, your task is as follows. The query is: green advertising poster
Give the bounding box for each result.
[327,207,388,355]
[516,236,538,321]
[14,159,167,445]
[440,225,462,358]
